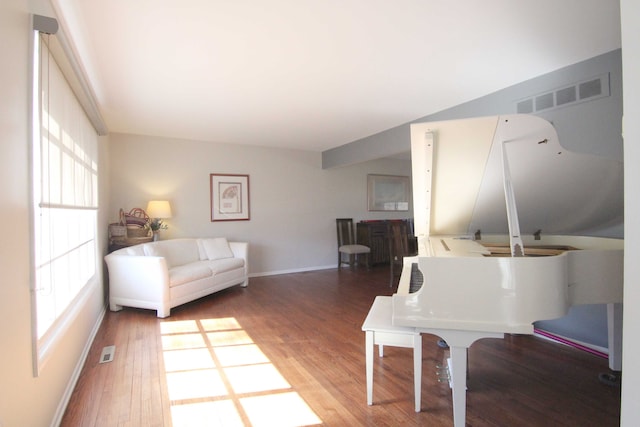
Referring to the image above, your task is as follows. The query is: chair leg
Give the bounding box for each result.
[366,331,374,405]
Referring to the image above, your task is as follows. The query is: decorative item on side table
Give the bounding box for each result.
[108,207,154,252]
[146,200,172,241]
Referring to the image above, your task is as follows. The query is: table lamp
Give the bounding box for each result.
[146,200,172,240]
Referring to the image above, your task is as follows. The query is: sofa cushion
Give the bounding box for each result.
[144,239,200,269]
[204,257,245,274]
[199,238,234,260]
[169,263,213,287]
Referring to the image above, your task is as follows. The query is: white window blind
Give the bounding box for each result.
[31,30,99,373]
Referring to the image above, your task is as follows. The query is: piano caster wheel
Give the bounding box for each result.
[598,371,621,387]
[437,339,449,349]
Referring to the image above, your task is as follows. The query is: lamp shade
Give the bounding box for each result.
[146,200,172,218]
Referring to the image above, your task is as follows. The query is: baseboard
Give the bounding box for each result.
[249,264,336,277]
[50,304,107,427]
[533,328,609,359]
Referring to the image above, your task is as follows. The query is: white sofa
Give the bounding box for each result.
[105,237,248,317]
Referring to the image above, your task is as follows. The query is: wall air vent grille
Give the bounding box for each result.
[515,73,610,114]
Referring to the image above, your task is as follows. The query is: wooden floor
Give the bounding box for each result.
[61,266,621,426]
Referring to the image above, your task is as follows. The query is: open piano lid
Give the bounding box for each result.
[410,114,623,243]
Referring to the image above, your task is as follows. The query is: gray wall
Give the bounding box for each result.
[324,49,624,349]
[108,133,412,276]
[324,49,623,168]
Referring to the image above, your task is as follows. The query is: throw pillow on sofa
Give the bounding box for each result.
[144,239,200,268]
[200,237,234,260]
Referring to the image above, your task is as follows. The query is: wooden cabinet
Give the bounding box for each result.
[357,220,417,266]
[357,221,389,265]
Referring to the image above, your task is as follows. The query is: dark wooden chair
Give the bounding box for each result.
[336,218,371,269]
[388,220,410,287]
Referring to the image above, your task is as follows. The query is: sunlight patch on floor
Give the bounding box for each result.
[162,332,207,350]
[200,317,243,331]
[241,392,322,427]
[166,369,228,400]
[207,330,253,346]
[171,399,244,427]
[214,344,270,367]
[160,319,200,334]
[224,364,291,394]
[163,348,215,371]
[161,316,321,426]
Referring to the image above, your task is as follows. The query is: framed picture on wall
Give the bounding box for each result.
[367,174,410,211]
[210,174,250,221]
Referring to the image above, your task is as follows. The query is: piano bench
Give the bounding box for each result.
[361,296,422,412]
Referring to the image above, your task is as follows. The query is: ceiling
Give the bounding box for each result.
[51,0,621,152]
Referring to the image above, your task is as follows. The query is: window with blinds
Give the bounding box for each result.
[31,28,99,373]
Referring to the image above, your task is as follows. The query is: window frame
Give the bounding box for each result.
[29,19,101,376]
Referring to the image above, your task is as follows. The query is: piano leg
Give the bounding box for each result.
[449,345,468,427]
[607,302,623,371]
[421,329,504,427]
[413,334,422,412]
[598,303,623,387]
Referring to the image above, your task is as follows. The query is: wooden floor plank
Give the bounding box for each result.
[61,266,620,426]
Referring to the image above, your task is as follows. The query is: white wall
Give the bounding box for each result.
[108,133,412,275]
[620,0,640,424]
[0,2,109,426]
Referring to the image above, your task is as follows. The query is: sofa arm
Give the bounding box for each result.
[105,254,170,307]
[229,241,249,286]
[229,241,248,260]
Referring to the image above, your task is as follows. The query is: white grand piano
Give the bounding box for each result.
[392,114,624,426]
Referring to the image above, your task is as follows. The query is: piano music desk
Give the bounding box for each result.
[361,295,422,412]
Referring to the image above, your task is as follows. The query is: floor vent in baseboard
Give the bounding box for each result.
[99,345,116,364]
